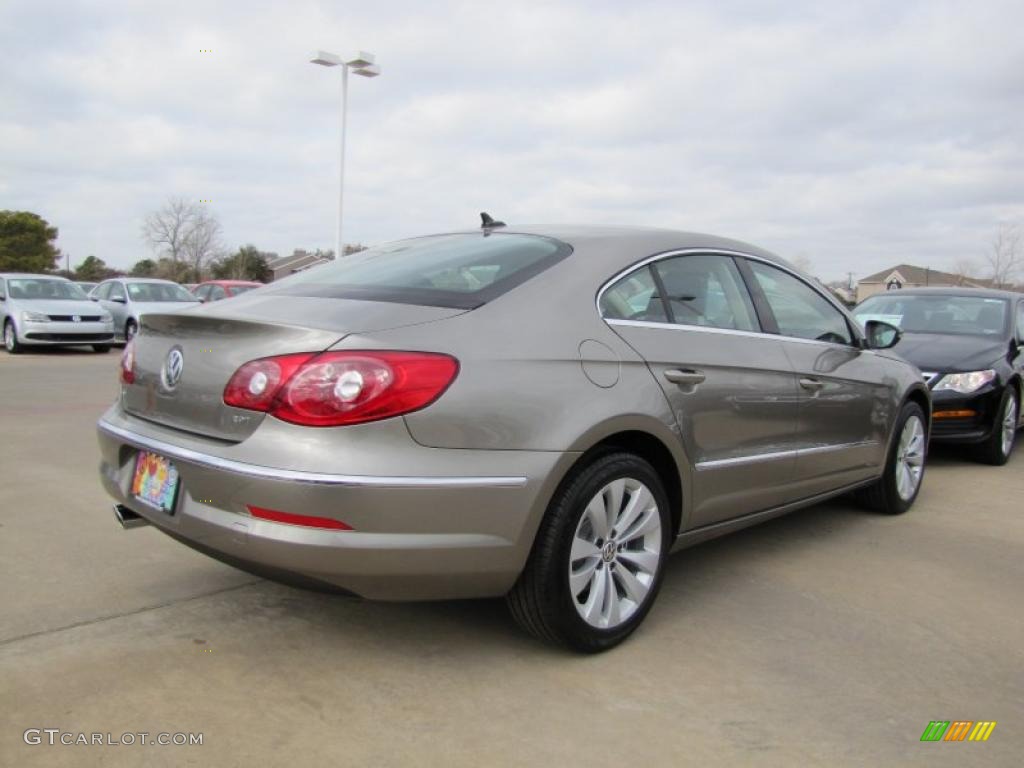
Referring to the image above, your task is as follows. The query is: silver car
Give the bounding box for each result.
[97,225,930,650]
[90,277,200,342]
[1,273,115,353]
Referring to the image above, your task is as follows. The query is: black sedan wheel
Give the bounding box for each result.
[976,386,1019,466]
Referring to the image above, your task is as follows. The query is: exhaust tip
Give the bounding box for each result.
[113,504,149,529]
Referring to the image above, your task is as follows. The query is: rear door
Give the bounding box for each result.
[601,252,802,529]
[742,259,888,493]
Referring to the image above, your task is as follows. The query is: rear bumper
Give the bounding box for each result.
[96,409,572,600]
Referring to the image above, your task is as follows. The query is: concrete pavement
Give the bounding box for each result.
[1,349,1021,766]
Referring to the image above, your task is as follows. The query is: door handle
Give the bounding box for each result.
[799,377,825,392]
[664,369,706,386]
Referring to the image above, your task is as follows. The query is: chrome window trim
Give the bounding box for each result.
[695,440,879,472]
[596,247,862,349]
[98,420,528,488]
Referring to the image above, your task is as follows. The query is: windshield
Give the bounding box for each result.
[229,285,258,296]
[264,233,572,308]
[126,282,198,302]
[854,294,1009,336]
[7,278,88,300]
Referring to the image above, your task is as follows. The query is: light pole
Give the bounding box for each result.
[310,50,380,259]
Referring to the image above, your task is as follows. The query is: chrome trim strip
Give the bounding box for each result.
[606,318,769,342]
[97,420,529,488]
[695,441,879,471]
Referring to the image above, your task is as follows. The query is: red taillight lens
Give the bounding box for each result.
[223,353,316,411]
[223,351,459,427]
[120,339,136,384]
[247,505,352,530]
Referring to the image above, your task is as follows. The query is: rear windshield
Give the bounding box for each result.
[264,233,572,308]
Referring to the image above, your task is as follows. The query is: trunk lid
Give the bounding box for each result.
[122,296,467,441]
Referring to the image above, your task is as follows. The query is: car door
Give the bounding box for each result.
[104,281,128,331]
[601,252,802,529]
[742,259,889,494]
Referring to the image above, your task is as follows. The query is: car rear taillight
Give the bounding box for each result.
[223,351,459,427]
[120,339,136,384]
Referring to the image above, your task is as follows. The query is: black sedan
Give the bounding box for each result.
[854,287,1024,465]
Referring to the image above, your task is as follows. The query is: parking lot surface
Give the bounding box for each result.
[2,350,1022,767]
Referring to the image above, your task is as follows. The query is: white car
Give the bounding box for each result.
[1,273,115,353]
[90,277,200,342]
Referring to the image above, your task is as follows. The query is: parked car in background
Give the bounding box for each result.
[90,277,200,342]
[75,281,98,295]
[854,287,1024,465]
[1,273,114,353]
[192,280,262,302]
[98,225,930,651]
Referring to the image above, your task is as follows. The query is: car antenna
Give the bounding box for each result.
[480,212,506,230]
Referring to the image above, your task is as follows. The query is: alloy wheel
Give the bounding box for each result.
[4,323,14,351]
[568,477,662,629]
[895,415,925,501]
[1001,394,1018,458]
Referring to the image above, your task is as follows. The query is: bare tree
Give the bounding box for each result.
[984,224,1022,288]
[142,197,223,281]
[949,256,980,286]
[182,207,223,281]
[142,197,197,264]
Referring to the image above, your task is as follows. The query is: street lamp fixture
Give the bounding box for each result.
[310,49,381,259]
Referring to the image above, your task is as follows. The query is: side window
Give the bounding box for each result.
[96,282,111,300]
[0,278,5,299]
[209,285,227,301]
[599,266,667,323]
[653,254,759,332]
[1017,303,1024,341]
[109,282,126,301]
[747,261,852,344]
[194,285,210,301]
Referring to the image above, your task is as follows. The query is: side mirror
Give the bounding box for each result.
[90,295,99,301]
[111,296,127,304]
[864,320,901,350]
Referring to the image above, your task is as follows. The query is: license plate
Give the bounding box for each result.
[131,451,181,514]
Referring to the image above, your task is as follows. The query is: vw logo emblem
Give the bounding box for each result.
[162,347,185,390]
[72,315,81,323]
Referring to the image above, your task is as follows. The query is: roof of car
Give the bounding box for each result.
[861,286,1023,301]
[198,280,263,286]
[0,272,72,280]
[106,277,180,284]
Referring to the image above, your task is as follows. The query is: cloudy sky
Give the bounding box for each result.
[2,0,1022,281]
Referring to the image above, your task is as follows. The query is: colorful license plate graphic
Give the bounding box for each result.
[131,451,180,514]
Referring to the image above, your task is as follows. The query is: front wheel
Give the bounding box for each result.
[124,320,137,342]
[4,320,22,354]
[975,386,1018,466]
[92,344,111,353]
[507,452,671,652]
[858,401,927,514]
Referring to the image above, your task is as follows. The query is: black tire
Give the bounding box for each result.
[125,320,137,342]
[92,344,111,353]
[974,386,1019,466]
[507,452,672,652]
[4,320,22,354]
[857,401,927,515]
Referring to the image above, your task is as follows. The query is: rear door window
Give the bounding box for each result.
[653,254,759,331]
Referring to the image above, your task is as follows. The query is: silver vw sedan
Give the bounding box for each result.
[97,225,930,651]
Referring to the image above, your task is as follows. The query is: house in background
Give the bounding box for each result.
[855,264,988,303]
[269,249,334,282]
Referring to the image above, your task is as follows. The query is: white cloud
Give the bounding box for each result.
[0,0,1021,281]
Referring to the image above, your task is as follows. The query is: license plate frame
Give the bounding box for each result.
[130,451,181,515]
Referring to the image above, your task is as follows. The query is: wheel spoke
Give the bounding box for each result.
[582,566,609,624]
[584,497,610,540]
[604,479,625,534]
[618,548,659,576]
[615,484,651,540]
[604,571,622,626]
[619,508,659,544]
[571,536,600,562]
[569,558,599,597]
[614,563,649,604]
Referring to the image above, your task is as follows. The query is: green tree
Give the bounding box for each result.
[211,245,272,282]
[0,211,61,272]
[154,257,192,283]
[75,255,114,281]
[130,258,157,277]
